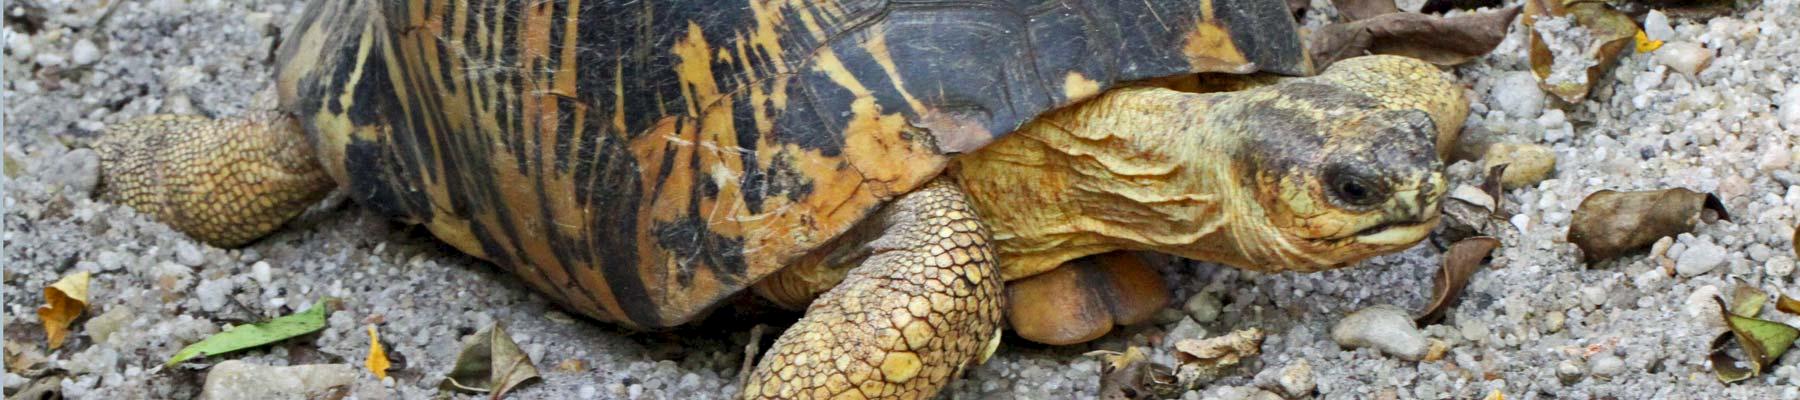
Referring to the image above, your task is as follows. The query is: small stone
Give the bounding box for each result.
[1686,285,1724,328]
[251,261,273,286]
[69,39,100,65]
[1483,143,1556,189]
[1185,292,1222,323]
[1579,286,1606,310]
[1655,42,1713,77]
[1276,360,1315,398]
[1489,71,1545,119]
[195,278,235,312]
[1644,10,1674,42]
[43,148,100,198]
[1331,305,1428,361]
[1591,355,1624,377]
[1782,87,1800,130]
[1556,360,1584,385]
[199,361,353,400]
[1168,317,1208,342]
[1153,308,1187,325]
[83,306,134,344]
[1768,257,1795,278]
[1675,242,1727,277]
[175,243,205,267]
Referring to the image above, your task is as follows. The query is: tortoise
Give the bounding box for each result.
[94,0,1467,398]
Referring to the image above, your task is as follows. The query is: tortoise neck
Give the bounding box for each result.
[954,86,1258,280]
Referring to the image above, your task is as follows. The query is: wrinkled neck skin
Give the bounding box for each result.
[954,86,1307,280]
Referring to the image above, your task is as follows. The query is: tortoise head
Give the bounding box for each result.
[1199,57,1458,271]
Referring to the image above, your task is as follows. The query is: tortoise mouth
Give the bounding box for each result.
[1351,216,1440,246]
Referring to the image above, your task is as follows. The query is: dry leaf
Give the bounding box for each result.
[1566,188,1729,263]
[1332,0,1401,21]
[1089,347,1178,400]
[1310,6,1521,69]
[1417,237,1501,325]
[1729,284,1767,317]
[1633,29,1664,52]
[441,324,541,399]
[1777,294,1800,315]
[1421,0,1504,13]
[1172,328,1265,388]
[1523,0,1636,103]
[366,325,390,380]
[38,271,91,350]
[1710,297,1799,383]
[1481,164,1511,220]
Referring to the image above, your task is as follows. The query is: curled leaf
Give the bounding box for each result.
[1565,188,1729,263]
[166,298,335,367]
[1331,0,1401,21]
[1311,6,1521,69]
[1633,29,1664,52]
[1089,347,1178,400]
[441,324,541,399]
[38,271,91,350]
[1778,294,1800,315]
[1173,328,1265,387]
[1710,297,1799,383]
[366,325,391,380]
[1417,236,1501,325]
[1523,0,1636,103]
[1709,332,1752,384]
[1729,284,1767,317]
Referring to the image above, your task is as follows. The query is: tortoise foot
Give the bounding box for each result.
[743,179,1004,399]
[1006,251,1171,345]
[95,111,333,247]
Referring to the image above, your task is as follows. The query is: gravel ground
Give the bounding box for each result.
[5,0,1800,399]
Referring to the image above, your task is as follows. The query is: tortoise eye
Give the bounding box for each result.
[1329,174,1386,207]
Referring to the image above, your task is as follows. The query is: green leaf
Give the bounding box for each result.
[165,298,336,367]
[440,323,540,399]
[1711,297,1800,383]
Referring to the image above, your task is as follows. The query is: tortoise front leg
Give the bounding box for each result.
[744,178,1005,399]
[95,111,334,247]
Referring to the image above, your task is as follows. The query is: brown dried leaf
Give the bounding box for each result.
[1566,188,1729,263]
[1778,294,1800,315]
[1523,0,1636,103]
[1421,0,1504,14]
[1709,332,1753,383]
[1417,237,1501,325]
[1089,347,1178,400]
[1173,328,1265,387]
[1310,6,1521,69]
[1332,0,1401,21]
[440,324,541,399]
[1482,164,1513,220]
[38,272,90,350]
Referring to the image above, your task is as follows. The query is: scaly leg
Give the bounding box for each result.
[743,179,1005,399]
[95,111,334,247]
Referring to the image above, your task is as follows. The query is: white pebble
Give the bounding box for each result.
[1644,10,1674,42]
[1655,42,1713,77]
[1769,257,1796,278]
[70,39,100,65]
[1331,305,1428,361]
[1591,355,1624,377]
[252,261,273,286]
[1675,242,1726,277]
[1780,87,1800,130]
[1489,72,1546,119]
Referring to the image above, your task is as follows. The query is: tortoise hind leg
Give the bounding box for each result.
[1006,252,1171,346]
[95,111,334,247]
[744,178,1005,399]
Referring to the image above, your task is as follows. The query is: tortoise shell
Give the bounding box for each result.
[273,0,1308,328]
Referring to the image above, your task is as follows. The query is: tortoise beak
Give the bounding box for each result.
[1352,172,1444,246]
